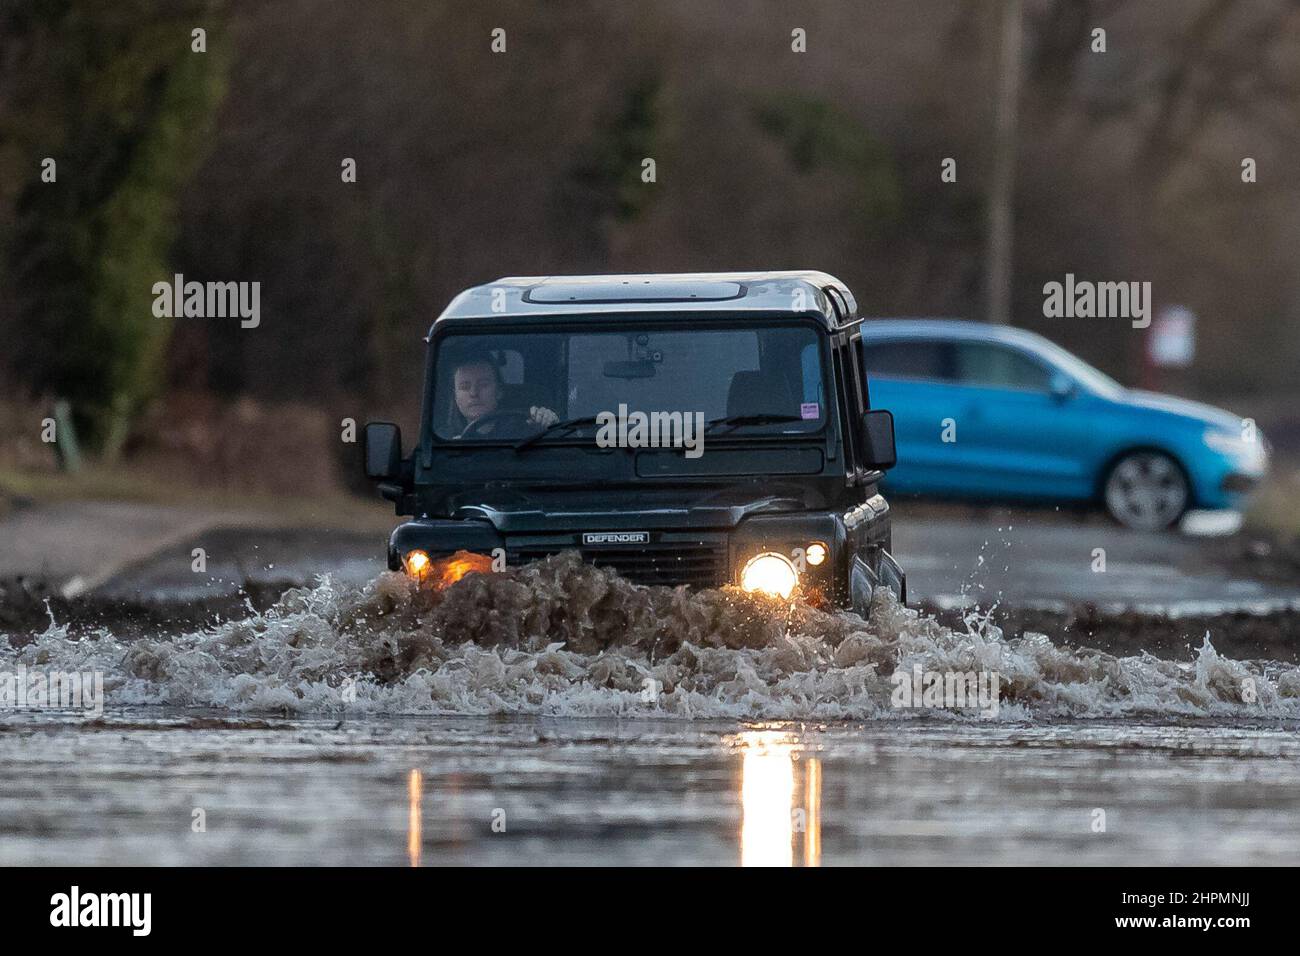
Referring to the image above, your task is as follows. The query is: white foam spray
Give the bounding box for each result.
[3,554,1297,720]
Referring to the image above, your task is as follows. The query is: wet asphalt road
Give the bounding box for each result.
[92,511,1300,613]
[892,513,1298,611]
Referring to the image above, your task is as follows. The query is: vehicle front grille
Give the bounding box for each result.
[509,538,728,589]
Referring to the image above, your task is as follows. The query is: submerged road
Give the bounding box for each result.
[4,714,1300,866]
[70,505,1300,613]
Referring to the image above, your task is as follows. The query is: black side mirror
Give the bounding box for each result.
[364,422,402,481]
[860,409,897,471]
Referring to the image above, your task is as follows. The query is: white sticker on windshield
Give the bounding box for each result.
[800,402,820,420]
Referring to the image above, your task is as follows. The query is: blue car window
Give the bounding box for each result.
[954,343,1053,391]
[860,339,955,381]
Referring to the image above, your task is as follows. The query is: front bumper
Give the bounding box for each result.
[1193,451,1268,511]
[1220,471,1262,494]
[384,504,904,608]
[386,512,899,605]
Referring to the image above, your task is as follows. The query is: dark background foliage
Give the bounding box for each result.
[2,0,1298,453]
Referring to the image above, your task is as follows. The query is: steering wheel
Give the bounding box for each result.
[459,410,536,439]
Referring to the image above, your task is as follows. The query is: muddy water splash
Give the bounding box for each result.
[5,553,1299,718]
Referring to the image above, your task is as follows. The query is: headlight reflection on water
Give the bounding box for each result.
[405,733,823,866]
[408,769,422,867]
[736,730,822,867]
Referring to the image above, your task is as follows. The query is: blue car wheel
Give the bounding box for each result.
[1102,450,1190,530]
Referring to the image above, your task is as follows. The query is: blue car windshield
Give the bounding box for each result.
[430,324,828,441]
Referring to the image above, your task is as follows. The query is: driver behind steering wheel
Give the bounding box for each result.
[451,356,558,438]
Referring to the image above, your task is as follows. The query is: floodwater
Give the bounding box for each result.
[3,555,1300,865]
[2,713,1299,865]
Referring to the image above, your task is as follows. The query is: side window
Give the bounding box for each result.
[847,333,869,412]
[831,340,859,466]
[859,338,955,382]
[954,342,1053,391]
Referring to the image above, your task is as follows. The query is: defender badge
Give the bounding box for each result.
[582,532,650,546]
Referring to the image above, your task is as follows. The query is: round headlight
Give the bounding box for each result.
[740,552,799,599]
[805,542,827,566]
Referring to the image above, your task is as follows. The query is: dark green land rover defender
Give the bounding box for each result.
[364,271,905,612]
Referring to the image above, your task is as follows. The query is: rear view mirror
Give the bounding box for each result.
[860,409,897,471]
[364,422,402,481]
[603,360,657,379]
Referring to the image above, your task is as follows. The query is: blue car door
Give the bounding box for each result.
[942,341,1099,500]
[858,338,978,494]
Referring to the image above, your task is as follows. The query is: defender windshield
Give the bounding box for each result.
[431,324,827,442]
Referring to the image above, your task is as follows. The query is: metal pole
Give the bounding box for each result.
[986,0,1023,325]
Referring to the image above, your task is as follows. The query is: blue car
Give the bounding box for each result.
[859,320,1269,530]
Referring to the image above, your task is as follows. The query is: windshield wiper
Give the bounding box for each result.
[703,413,805,435]
[512,416,601,452]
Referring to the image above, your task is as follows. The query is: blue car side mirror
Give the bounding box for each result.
[1049,373,1077,401]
